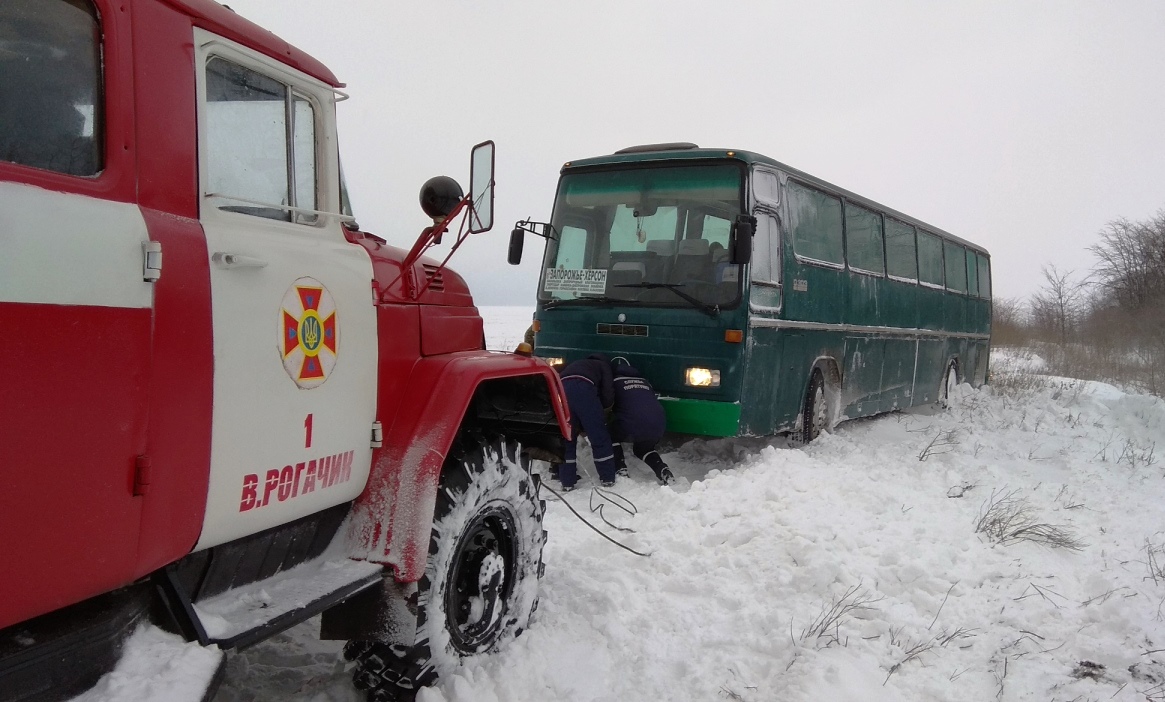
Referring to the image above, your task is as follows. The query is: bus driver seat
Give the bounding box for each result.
[644,239,676,283]
[669,238,713,285]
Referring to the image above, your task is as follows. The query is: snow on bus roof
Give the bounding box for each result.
[162,0,342,88]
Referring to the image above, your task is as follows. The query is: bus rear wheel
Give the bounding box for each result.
[940,361,958,408]
[799,370,827,443]
[346,435,546,701]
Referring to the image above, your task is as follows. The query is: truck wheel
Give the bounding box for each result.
[347,436,546,701]
[799,370,827,443]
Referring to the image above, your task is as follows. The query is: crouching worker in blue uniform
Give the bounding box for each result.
[557,353,618,491]
[611,361,675,485]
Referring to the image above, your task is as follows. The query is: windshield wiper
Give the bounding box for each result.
[614,283,720,318]
[542,295,624,310]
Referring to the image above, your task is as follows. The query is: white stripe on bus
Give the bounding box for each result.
[749,317,991,340]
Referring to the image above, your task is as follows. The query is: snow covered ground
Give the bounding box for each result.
[83,306,1165,702]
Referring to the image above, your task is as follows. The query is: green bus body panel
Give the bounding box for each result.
[534,304,748,404]
[536,146,991,440]
[659,397,741,437]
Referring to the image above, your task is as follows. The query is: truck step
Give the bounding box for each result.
[172,556,384,650]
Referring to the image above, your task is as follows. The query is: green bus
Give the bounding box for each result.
[508,143,991,440]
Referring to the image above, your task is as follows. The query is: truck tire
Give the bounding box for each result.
[347,436,546,701]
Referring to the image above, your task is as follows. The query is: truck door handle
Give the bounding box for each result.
[212,252,268,269]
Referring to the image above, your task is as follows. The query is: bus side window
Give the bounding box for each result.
[845,202,884,275]
[752,168,780,207]
[977,253,991,298]
[787,180,843,266]
[944,241,968,293]
[917,231,945,287]
[0,0,103,176]
[966,248,979,297]
[885,218,918,281]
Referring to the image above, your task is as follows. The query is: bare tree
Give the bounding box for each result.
[991,296,1028,346]
[1088,210,1165,394]
[1030,265,1084,345]
[1089,211,1165,310]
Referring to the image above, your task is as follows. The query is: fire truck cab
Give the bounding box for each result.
[0,1,567,700]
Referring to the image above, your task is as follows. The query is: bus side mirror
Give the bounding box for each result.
[468,140,495,234]
[508,226,524,265]
[730,214,755,265]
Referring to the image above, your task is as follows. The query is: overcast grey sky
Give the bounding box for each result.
[226,0,1165,305]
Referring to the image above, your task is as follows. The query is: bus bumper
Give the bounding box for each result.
[659,397,741,437]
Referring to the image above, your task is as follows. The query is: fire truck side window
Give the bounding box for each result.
[0,0,103,177]
[205,57,318,222]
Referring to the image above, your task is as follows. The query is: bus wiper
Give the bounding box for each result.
[614,283,720,318]
[542,295,624,310]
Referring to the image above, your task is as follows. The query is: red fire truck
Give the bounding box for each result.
[0,1,569,700]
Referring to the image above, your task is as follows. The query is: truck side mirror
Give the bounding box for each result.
[730,214,755,265]
[469,140,495,234]
[507,226,524,265]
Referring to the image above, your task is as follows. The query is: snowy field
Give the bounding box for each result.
[80,306,1165,702]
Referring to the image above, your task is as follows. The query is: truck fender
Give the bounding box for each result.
[347,351,568,581]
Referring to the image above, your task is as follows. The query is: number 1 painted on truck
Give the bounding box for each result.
[304,413,313,448]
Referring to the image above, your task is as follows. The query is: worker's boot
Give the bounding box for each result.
[643,451,674,485]
[613,444,629,477]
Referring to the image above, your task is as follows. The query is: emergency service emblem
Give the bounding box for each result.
[279,277,338,389]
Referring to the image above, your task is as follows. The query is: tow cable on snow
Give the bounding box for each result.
[539,480,652,558]
[589,486,637,533]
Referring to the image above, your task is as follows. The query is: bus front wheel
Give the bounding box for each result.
[799,370,828,443]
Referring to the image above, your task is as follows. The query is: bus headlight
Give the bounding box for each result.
[544,357,565,368]
[684,367,720,387]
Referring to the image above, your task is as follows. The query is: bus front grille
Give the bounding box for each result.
[596,323,649,337]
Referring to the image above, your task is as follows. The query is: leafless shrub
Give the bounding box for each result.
[1052,485,1085,511]
[1014,581,1067,608]
[718,670,756,701]
[1081,586,1133,606]
[993,656,1008,701]
[974,489,1086,550]
[883,638,936,684]
[1094,431,1117,462]
[1145,540,1165,586]
[988,363,1047,398]
[937,627,977,646]
[918,429,961,461]
[1070,660,1106,680]
[883,626,977,684]
[796,584,882,648]
[1116,438,1157,468]
[992,296,1030,346]
[1030,265,1086,346]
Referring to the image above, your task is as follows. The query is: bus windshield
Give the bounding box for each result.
[539,163,745,310]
